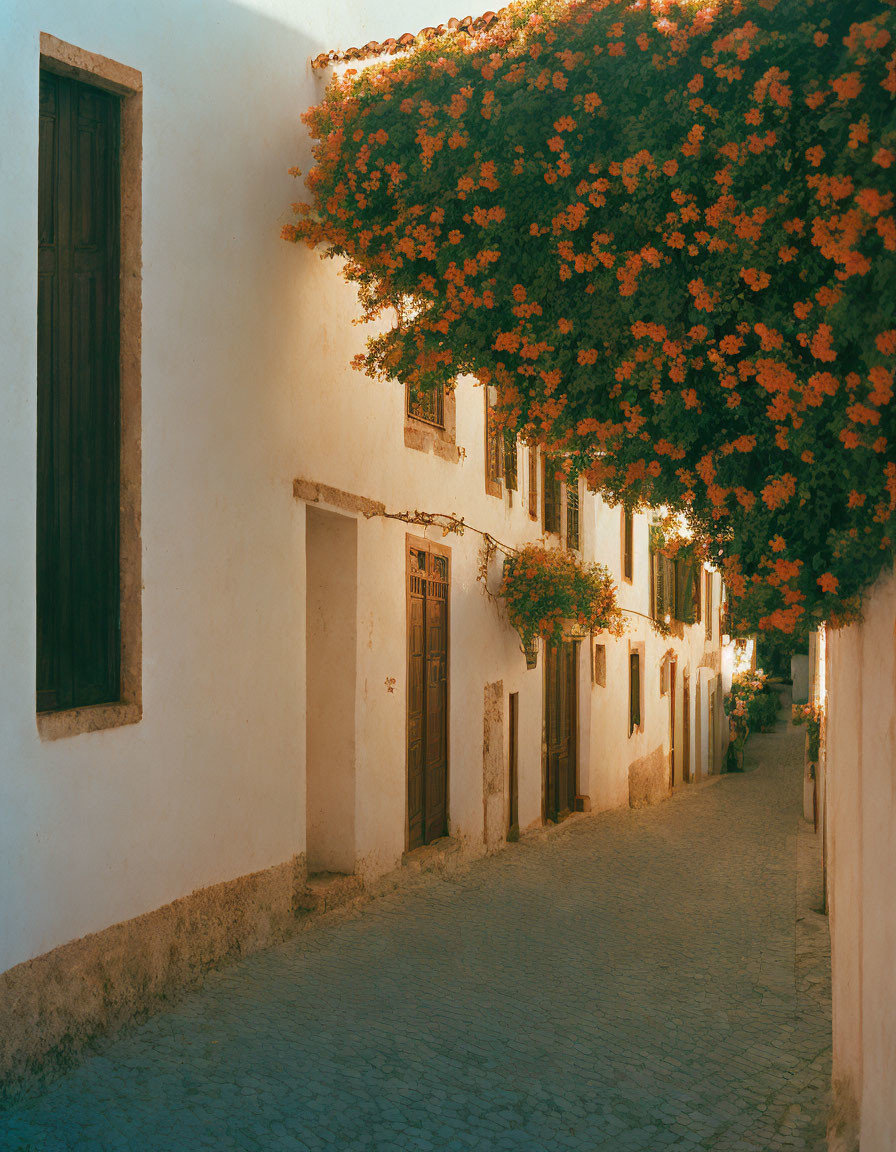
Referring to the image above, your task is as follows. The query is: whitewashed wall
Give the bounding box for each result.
[826,566,896,1152]
[0,0,724,979]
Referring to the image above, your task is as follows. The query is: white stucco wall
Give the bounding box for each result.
[0,0,726,979]
[826,565,896,1152]
[0,0,464,975]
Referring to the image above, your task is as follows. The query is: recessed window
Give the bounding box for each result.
[36,36,142,739]
[38,69,121,713]
[407,382,445,428]
[629,651,641,734]
[528,446,538,521]
[566,482,580,552]
[623,508,634,582]
[543,457,561,535]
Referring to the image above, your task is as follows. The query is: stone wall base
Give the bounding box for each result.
[628,745,670,808]
[0,854,308,1098]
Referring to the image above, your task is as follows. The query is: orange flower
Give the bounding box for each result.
[818,573,839,593]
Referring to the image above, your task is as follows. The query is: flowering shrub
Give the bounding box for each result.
[499,543,624,645]
[792,700,824,760]
[287,0,896,638]
[725,668,778,732]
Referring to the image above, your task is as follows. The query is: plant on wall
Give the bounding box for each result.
[286,0,896,639]
[499,542,625,647]
[792,700,824,761]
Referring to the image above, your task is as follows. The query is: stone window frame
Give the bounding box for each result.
[404,383,457,462]
[36,33,142,741]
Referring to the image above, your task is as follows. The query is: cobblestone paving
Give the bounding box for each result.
[1,712,831,1151]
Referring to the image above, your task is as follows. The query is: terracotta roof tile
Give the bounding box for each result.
[311,8,509,70]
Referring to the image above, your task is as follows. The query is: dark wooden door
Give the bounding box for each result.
[508,692,519,839]
[407,540,449,850]
[37,70,121,712]
[545,641,577,821]
[669,659,677,788]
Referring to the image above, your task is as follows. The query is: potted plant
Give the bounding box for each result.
[499,544,624,664]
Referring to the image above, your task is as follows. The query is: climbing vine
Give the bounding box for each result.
[286,0,896,637]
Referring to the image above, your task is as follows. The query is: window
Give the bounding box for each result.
[528,447,538,520]
[504,430,518,492]
[38,70,121,713]
[705,571,714,641]
[566,482,580,551]
[36,38,142,738]
[485,387,502,496]
[623,508,634,582]
[543,457,561,535]
[593,643,606,687]
[651,549,700,626]
[407,382,445,428]
[629,652,641,734]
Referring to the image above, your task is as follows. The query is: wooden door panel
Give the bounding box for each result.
[545,642,577,821]
[407,541,449,850]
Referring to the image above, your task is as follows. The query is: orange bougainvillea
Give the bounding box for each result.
[286,0,896,638]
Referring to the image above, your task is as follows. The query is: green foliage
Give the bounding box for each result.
[499,543,624,645]
[288,0,896,637]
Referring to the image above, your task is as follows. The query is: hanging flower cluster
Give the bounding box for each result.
[286,0,896,637]
[499,543,624,645]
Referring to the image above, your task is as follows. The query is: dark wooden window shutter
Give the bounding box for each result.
[566,482,580,551]
[543,457,561,534]
[504,431,518,491]
[623,509,634,580]
[629,652,641,733]
[37,71,121,712]
[528,448,538,520]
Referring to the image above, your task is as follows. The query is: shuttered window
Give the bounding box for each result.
[407,383,445,428]
[629,652,641,733]
[566,482,580,551]
[543,457,561,535]
[705,571,714,640]
[37,70,121,713]
[504,430,518,491]
[484,387,502,495]
[623,508,634,581]
[528,447,538,520]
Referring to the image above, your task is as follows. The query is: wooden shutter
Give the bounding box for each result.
[623,509,634,580]
[504,431,518,491]
[566,482,580,551]
[543,457,561,534]
[38,71,121,712]
[629,652,641,733]
[528,447,538,520]
[675,558,698,624]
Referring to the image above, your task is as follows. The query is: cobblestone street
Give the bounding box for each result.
[1,712,831,1152]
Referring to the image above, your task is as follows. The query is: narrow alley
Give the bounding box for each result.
[1,707,830,1152]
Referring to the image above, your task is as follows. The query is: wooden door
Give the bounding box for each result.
[545,641,577,822]
[407,539,449,850]
[709,685,717,775]
[682,677,691,783]
[508,692,519,840]
[669,659,677,788]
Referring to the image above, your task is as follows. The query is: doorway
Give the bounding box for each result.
[545,641,578,822]
[683,675,691,784]
[305,507,357,875]
[669,659,677,788]
[407,537,450,850]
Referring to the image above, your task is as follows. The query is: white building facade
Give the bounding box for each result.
[0,0,724,1090]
